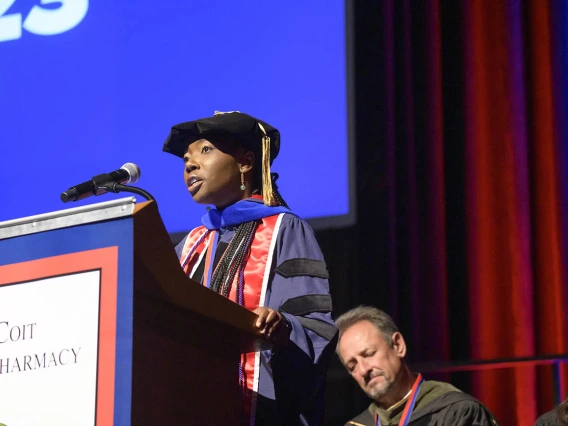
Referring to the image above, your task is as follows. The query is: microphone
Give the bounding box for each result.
[60,163,141,203]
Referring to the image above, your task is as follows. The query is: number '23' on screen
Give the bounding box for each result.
[0,0,89,42]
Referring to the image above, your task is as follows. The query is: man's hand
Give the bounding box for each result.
[253,307,290,348]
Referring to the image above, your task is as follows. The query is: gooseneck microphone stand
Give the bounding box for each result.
[100,182,156,202]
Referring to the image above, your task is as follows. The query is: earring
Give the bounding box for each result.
[240,172,246,191]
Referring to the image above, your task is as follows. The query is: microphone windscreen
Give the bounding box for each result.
[121,163,141,184]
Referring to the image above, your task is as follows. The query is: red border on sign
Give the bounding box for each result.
[0,247,118,426]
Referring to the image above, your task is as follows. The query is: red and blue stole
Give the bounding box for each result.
[178,197,291,425]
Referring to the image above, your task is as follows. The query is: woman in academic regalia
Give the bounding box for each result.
[162,111,337,426]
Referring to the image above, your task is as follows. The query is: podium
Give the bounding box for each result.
[0,197,267,426]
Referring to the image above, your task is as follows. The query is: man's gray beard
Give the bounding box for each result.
[365,378,394,401]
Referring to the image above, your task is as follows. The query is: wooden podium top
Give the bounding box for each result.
[133,200,270,353]
[0,197,137,240]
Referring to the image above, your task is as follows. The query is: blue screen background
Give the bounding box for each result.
[0,1,348,233]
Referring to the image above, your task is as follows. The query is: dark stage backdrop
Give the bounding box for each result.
[320,1,568,425]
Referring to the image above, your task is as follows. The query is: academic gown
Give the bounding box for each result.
[534,409,564,426]
[175,197,337,426]
[346,380,500,426]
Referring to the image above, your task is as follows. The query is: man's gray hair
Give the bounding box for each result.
[335,306,400,355]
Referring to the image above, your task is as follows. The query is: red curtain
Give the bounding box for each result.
[344,0,568,424]
[464,1,568,423]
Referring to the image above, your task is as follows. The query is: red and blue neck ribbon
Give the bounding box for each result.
[375,373,424,426]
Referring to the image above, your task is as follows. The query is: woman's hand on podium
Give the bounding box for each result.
[253,307,291,348]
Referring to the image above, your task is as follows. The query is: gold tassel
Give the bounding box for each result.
[258,123,276,206]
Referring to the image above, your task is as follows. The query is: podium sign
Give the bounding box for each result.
[0,198,135,425]
[0,259,113,425]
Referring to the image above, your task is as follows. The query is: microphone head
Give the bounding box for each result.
[120,163,141,184]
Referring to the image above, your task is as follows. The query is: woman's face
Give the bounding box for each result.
[183,138,253,209]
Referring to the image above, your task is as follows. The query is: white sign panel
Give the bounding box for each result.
[0,270,101,426]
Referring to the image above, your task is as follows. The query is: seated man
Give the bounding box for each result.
[335,306,499,426]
